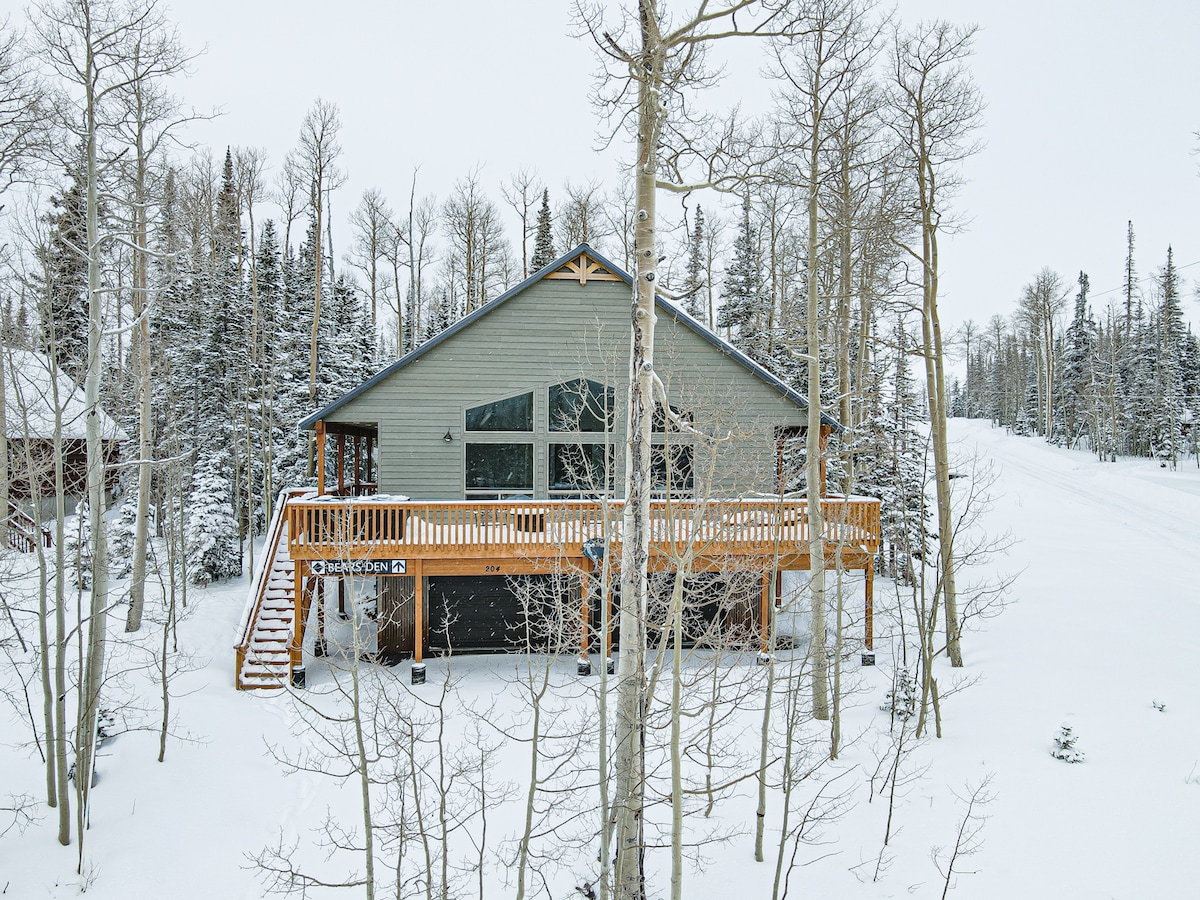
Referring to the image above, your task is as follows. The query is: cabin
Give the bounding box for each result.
[235,245,881,689]
[2,348,125,549]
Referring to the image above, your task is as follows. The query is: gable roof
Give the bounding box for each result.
[300,243,840,431]
[3,348,127,440]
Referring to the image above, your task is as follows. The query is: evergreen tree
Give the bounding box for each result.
[1014,363,1039,436]
[36,160,90,377]
[530,188,556,271]
[682,206,706,322]
[1058,271,1094,447]
[185,452,241,585]
[855,318,927,582]
[1150,247,1186,464]
[717,196,769,362]
[1122,220,1138,341]
[1124,301,1157,456]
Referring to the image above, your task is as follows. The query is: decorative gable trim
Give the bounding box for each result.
[543,251,622,285]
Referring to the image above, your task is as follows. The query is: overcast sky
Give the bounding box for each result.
[35,0,1200,332]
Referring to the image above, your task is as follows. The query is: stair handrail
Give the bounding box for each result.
[234,488,312,668]
[4,501,52,552]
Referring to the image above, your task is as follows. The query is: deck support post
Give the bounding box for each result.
[819,425,830,497]
[291,560,306,677]
[862,558,875,665]
[315,420,327,495]
[605,575,613,667]
[336,435,345,495]
[413,560,425,666]
[759,571,771,656]
[579,573,591,675]
[314,577,326,656]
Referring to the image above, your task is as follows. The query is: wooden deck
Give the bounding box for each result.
[284,496,881,572]
[236,494,882,689]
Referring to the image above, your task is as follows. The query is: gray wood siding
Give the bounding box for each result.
[322,278,808,499]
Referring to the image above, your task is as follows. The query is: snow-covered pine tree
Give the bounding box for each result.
[272,233,319,492]
[530,188,556,272]
[1051,723,1085,763]
[1149,247,1187,465]
[1013,363,1039,436]
[35,155,91,379]
[856,318,928,582]
[1123,300,1157,456]
[185,452,241,585]
[717,195,769,364]
[64,499,92,589]
[682,206,706,323]
[108,497,138,579]
[1058,271,1095,448]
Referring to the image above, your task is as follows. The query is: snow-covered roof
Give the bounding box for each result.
[2,348,127,441]
[300,243,841,431]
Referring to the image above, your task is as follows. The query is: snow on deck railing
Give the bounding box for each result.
[282,496,881,561]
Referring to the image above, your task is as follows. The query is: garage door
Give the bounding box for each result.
[426,575,579,652]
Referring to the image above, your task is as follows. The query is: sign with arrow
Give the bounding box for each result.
[310,559,407,576]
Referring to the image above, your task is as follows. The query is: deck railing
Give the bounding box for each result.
[4,502,52,553]
[284,496,880,562]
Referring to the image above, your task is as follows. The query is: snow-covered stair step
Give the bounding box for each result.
[237,498,301,689]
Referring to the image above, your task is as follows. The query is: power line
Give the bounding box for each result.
[1086,258,1200,302]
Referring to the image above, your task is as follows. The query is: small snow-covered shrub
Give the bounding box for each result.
[1051,723,1085,763]
[881,671,917,720]
[63,500,92,588]
[108,498,137,578]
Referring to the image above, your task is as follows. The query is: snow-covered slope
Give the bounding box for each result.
[3,419,1198,898]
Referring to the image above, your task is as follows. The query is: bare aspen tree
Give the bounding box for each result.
[442,168,509,314]
[12,232,77,845]
[887,21,983,668]
[111,8,194,633]
[348,186,393,330]
[0,27,45,548]
[580,5,804,894]
[1017,267,1068,438]
[772,0,881,723]
[404,180,438,350]
[33,0,177,856]
[556,178,610,251]
[234,146,269,533]
[274,150,305,254]
[294,98,345,404]
[501,167,543,279]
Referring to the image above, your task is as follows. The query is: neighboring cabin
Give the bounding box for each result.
[2,348,125,523]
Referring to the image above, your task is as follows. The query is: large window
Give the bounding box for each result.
[465,392,534,498]
[466,392,533,432]
[465,443,533,498]
[549,379,613,433]
[550,443,614,496]
[651,444,694,492]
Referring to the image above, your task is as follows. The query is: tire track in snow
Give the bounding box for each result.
[950,421,1200,558]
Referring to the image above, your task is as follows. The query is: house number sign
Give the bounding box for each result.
[310,559,408,576]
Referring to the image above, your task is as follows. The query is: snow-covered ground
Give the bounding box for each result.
[3,419,1199,898]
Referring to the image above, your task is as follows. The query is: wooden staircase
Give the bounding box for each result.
[4,501,52,553]
[235,490,311,690]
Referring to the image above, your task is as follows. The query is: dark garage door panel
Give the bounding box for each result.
[426,575,556,652]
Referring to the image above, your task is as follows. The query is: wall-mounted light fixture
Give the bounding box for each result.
[443,429,453,443]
